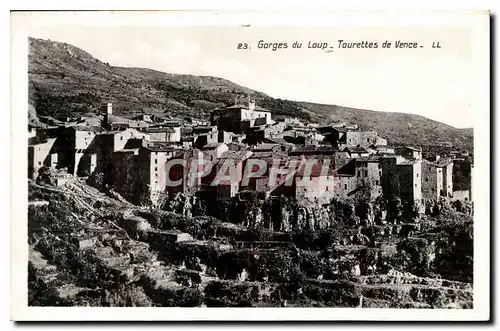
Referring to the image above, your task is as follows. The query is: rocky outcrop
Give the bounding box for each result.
[28,179,474,308]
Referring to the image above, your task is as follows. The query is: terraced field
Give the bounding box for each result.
[28,178,473,308]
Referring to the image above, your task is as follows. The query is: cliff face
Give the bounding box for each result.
[166,195,348,232]
[166,193,408,233]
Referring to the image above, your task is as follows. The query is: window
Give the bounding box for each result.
[364,171,368,177]
[415,184,417,187]
[88,132,91,135]
[367,138,369,142]
[155,159,158,164]
[425,178,428,182]
[416,173,419,177]
[120,136,123,140]
[38,161,42,166]
[344,184,347,189]
[375,180,379,185]
[155,167,158,171]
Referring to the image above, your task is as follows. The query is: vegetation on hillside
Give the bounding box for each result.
[28,37,472,150]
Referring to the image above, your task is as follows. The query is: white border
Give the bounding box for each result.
[10,10,490,321]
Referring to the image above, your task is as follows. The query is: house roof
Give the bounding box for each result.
[124,139,146,149]
[131,114,154,122]
[193,125,217,130]
[247,152,290,164]
[38,116,65,125]
[356,156,382,163]
[295,162,335,177]
[72,126,104,133]
[181,136,195,142]
[107,114,149,127]
[29,122,49,129]
[402,146,422,152]
[227,142,247,148]
[143,141,179,152]
[374,145,394,149]
[222,104,248,110]
[140,127,175,133]
[253,143,279,151]
[398,159,421,166]
[254,106,270,112]
[343,147,369,154]
[264,137,293,146]
[436,158,453,167]
[332,127,351,133]
[202,142,225,150]
[291,145,337,154]
[219,150,253,161]
[114,148,140,154]
[334,160,356,176]
[220,104,270,112]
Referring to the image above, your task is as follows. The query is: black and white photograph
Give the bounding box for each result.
[10,10,490,321]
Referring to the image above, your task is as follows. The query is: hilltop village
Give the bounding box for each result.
[28,100,473,210]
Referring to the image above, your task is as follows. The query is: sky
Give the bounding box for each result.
[18,12,479,128]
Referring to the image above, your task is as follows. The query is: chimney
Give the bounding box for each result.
[101,103,113,129]
[435,155,441,162]
[249,99,256,111]
[101,103,113,115]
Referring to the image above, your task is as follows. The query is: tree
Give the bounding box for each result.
[387,197,403,222]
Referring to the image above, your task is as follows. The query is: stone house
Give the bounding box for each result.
[329,128,380,148]
[68,126,104,176]
[28,137,58,179]
[211,100,272,134]
[355,156,383,201]
[379,155,405,199]
[343,147,370,159]
[333,150,351,169]
[397,159,423,204]
[397,146,423,160]
[135,143,182,204]
[212,150,253,201]
[332,160,357,199]
[165,149,207,198]
[436,157,454,198]
[421,159,443,200]
[294,162,336,201]
[140,127,180,142]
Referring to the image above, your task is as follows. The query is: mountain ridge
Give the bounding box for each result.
[28,37,473,151]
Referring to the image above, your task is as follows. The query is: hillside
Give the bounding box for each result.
[28,176,474,308]
[298,102,474,150]
[28,37,473,151]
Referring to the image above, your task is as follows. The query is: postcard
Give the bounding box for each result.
[10,10,490,321]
